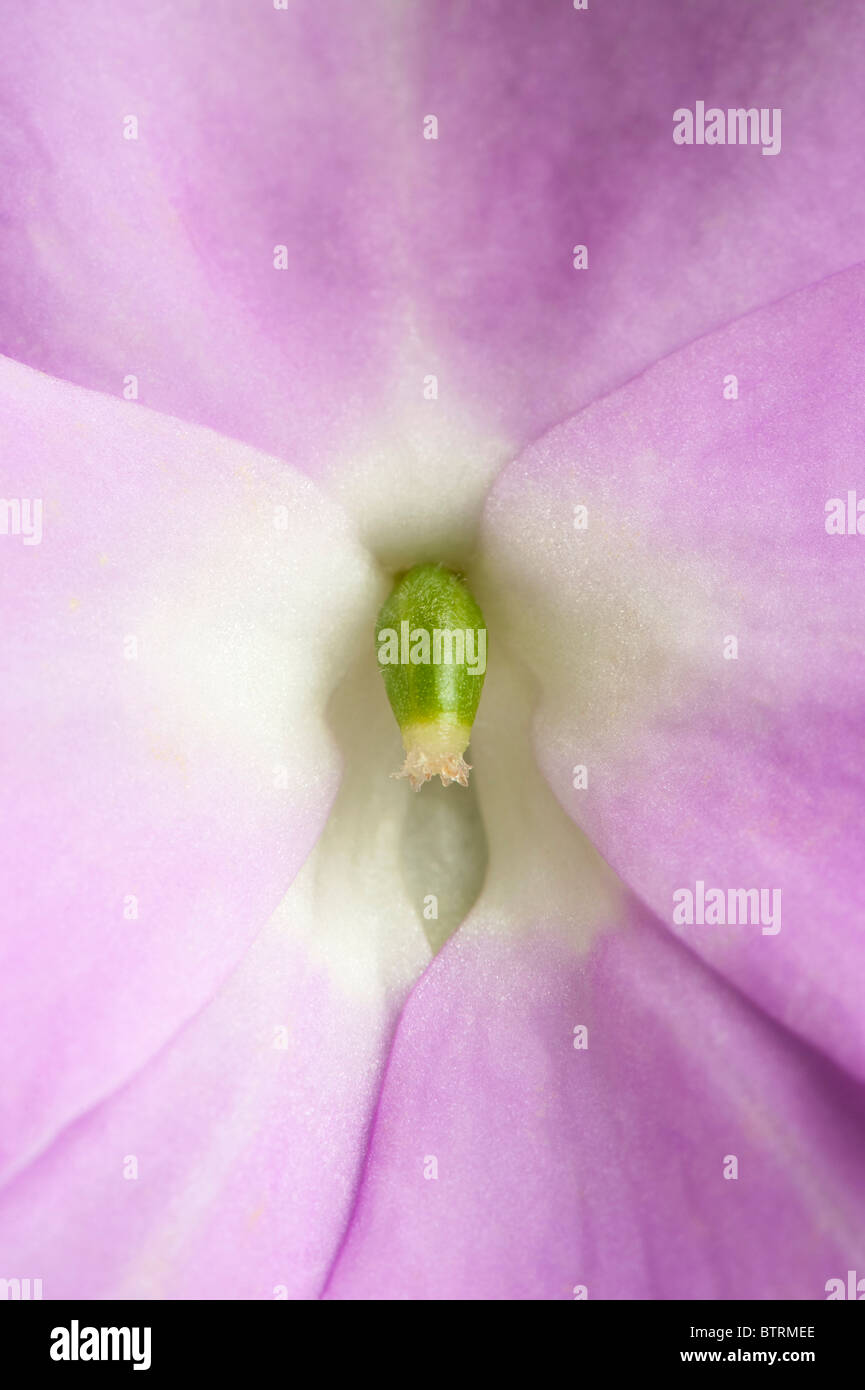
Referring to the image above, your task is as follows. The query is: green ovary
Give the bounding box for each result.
[376,564,487,790]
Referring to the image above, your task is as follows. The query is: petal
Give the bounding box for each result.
[0,789,432,1299]
[322,906,865,1300]
[0,357,378,1181]
[478,262,865,1081]
[4,3,865,462]
[409,0,865,444]
[0,3,412,464]
[0,624,445,1298]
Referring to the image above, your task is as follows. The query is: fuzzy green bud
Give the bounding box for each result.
[376,564,487,790]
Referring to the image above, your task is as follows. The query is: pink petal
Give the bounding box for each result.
[409,0,865,444]
[323,910,865,1300]
[0,356,378,1184]
[479,262,865,1082]
[0,3,410,464]
[4,4,865,459]
[0,581,437,1298]
[0,900,425,1300]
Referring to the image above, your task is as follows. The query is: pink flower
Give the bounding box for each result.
[1,1,864,1299]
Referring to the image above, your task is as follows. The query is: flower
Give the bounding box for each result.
[1,1,864,1301]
